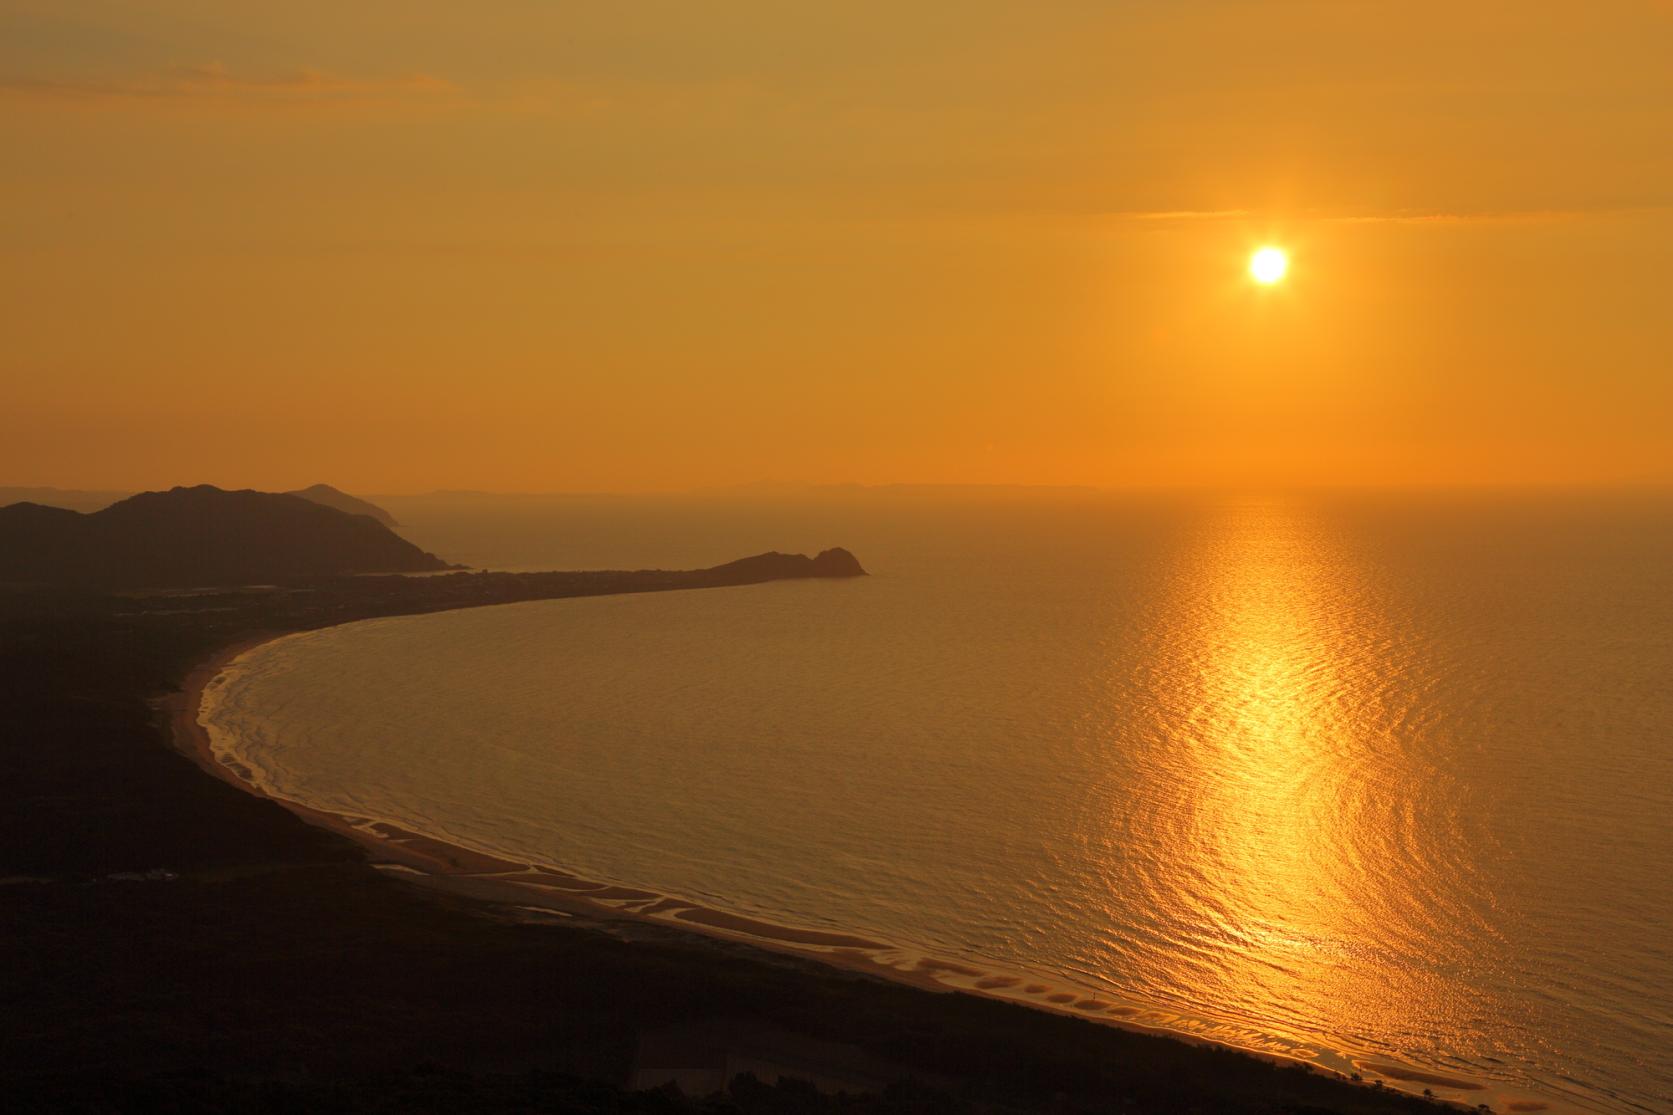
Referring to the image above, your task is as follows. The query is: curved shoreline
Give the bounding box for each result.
[167,620,1552,1115]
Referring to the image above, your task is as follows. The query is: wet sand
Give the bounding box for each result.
[1359,1064,1484,1092]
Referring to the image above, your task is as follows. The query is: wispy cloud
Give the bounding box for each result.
[1107,204,1665,226]
[0,63,456,108]
[1320,208,1595,226]
[1114,209,1252,222]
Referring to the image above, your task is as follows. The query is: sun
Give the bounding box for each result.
[1249,246,1289,285]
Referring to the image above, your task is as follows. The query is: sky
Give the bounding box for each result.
[3,1,1671,493]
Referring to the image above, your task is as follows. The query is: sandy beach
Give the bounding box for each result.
[2,568,1502,1114]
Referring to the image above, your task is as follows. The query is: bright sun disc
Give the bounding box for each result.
[1250,247,1288,284]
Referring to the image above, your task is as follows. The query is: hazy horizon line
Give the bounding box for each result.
[7,478,1673,503]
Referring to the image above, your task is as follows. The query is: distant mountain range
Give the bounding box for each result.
[285,484,400,527]
[0,485,447,587]
[0,487,133,514]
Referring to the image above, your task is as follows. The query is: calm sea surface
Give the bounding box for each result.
[201,493,1673,1113]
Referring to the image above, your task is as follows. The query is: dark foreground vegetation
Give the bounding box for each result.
[3,568,1441,1115]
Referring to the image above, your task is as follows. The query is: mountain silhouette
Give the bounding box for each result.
[0,485,448,587]
[287,483,399,527]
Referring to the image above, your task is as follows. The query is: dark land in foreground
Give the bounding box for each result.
[3,565,1447,1115]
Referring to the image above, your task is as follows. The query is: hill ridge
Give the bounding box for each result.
[0,485,446,587]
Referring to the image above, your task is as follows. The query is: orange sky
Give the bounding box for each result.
[3,1,1671,492]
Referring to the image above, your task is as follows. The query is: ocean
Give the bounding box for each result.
[199,490,1673,1113]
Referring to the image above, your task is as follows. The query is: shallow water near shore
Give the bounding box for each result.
[200,492,1673,1114]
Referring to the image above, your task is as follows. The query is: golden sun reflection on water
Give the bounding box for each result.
[1098,499,1496,1082]
[1174,501,1367,1016]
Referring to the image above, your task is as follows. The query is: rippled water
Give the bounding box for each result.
[201,494,1673,1113]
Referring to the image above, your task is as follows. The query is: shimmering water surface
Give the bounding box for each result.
[202,494,1673,1113]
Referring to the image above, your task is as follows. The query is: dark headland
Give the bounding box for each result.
[0,488,1443,1114]
[0,485,448,586]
